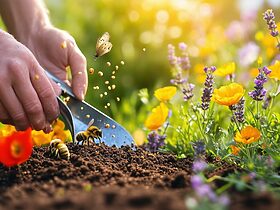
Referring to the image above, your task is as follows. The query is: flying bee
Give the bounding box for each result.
[49,139,70,160]
[94,32,112,59]
[75,119,102,145]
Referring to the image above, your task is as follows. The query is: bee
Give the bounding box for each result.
[94,32,112,59]
[75,119,102,145]
[49,139,70,160]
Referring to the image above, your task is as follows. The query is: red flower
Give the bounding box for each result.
[0,128,33,167]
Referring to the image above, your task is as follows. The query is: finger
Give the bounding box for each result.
[0,86,30,131]
[30,66,60,124]
[48,76,62,96]
[68,44,88,100]
[0,101,13,125]
[13,73,49,131]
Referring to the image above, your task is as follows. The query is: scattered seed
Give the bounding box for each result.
[112,134,116,138]
[112,84,116,89]
[106,62,111,66]
[104,105,108,109]
[98,71,103,77]
[112,71,116,75]
[108,86,112,90]
[107,103,111,107]
[89,68,94,74]
[80,106,84,110]
[64,97,70,103]
[116,97,120,101]
[93,86,100,90]
[111,75,116,79]
[78,71,82,75]
[112,125,116,129]
[104,92,108,96]
[120,60,125,65]
[142,48,146,52]
[34,74,40,80]
[105,81,109,85]
[100,93,104,98]
[61,41,67,49]
[115,65,119,70]
[86,114,90,118]
[105,123,110,128]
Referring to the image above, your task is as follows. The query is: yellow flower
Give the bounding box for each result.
[234,126,261,144]
[214,62,235,77]
[230,145,240,155]
[145,103,168,130]
[268,60,280,80]
[32,130,52,146]
[212,83,245,106]
[154,86,177,102]
[0,125,16,138]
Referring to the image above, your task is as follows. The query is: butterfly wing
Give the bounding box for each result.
[95,42,113,58]
[96,32,110,50]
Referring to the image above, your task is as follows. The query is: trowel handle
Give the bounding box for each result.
[45,70,76,98]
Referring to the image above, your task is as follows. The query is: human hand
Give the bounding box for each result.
[24,25,88,101]
[0,30,59,131]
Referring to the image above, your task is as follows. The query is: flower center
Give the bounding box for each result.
[11,141,23,158]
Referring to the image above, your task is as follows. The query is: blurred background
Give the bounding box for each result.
[1,0,280,134]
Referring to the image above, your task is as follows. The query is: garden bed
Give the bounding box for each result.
[0,143,279,210]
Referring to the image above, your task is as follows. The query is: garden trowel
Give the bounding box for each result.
[45,71,134,147]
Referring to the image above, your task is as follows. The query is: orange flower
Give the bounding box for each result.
[32,130,53,146]
[0,128,33,167]
[0,124,16,138]
[268,60,280,80]
[230,145,240,155]
[212,83,244,106]
[154,86,177,102]
[145,102,169,130]
[234,126,261,144]
[215,62,235,77]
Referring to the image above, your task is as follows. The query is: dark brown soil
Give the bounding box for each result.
[0,143,279,210]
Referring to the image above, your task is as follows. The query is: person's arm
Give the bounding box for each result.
[0,0,87,100]
[0,0,50,45]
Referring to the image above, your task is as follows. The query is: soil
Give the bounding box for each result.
[0,143,279,210]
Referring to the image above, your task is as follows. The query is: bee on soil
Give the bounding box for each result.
[75,119,102,145]
[49,139,70,161]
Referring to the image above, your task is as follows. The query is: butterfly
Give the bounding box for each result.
[94,32,113,59]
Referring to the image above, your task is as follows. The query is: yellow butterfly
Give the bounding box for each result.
[94,32,113,59]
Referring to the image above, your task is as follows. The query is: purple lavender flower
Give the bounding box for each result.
[249,67,270,101]
[182,83,195,101]
[233,97,245,123]
[192,140,206,157]
[238,42,260,67]
[262,95,272,109]
[263,9,279,37]
[192,159,208,173]
[190,175,204,189]
[168,44,177,67]
[201,66,216,110]
[146,131,166,152]
[170,73,187,85]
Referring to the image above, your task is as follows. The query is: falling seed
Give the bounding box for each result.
[104,92,108,96]
[108,86,112,90]
[111,75,116,79]
[115,65,119,70]
[100,93,104,98]
[105,124,110,128]
[80,106,84,110]
[105,81,109,85]
[112,134,116,138]
[112,84,116,90]
[116,97,120,101]
[61,41,67,49]
[78,71,82,75]
[89,68,94,74]
[34,74,40,80]
[107,103,111,107]
[112,125,116,129]
[98,71,103,77]
[142,48,146,52]
[93,86,100,90]
[104,105,108,109]
[120,60,125,65]
[64,97,70,103]
[112,71,115,75]
[106,62,111,66]
[86,114,90,118]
